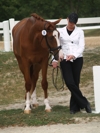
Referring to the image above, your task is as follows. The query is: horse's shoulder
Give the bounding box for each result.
[12,19,24,36]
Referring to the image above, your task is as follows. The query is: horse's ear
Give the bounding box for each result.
[52,18,62,25]
[45,18,62,29]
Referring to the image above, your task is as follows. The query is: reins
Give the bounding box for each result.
[48,54,65,91]
[52,66,65,91]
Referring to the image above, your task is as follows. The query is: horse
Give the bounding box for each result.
[12,13,61,114]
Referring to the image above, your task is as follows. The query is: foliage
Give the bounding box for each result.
[0,0,100,21]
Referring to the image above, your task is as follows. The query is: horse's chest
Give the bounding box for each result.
[27,53,48,63]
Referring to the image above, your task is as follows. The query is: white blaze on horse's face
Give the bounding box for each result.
[53,30,64,61]
[53,30,60,47]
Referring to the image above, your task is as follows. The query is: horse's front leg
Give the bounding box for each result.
[25,91,31,114]
[41,62,51,112]
[20,62,32,114]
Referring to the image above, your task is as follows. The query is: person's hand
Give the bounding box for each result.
[66,55,75,61]
[52,61,58,68]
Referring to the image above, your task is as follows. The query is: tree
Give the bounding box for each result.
[0,0,100,22]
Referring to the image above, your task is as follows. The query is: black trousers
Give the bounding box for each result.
[60,57,89,111]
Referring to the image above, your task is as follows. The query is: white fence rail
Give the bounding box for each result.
[0,21,10,51]
[0,17,100,51]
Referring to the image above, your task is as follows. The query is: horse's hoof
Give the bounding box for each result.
[24,110,31,114]
[45,109,51,112]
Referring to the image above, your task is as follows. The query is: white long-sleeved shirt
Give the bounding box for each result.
[57,26,85,59]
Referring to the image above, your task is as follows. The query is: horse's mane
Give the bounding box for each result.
[31,13,45,21]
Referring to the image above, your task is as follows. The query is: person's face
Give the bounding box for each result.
[67,18,76,29]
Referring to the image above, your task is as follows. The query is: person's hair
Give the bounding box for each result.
[68,12,78,24]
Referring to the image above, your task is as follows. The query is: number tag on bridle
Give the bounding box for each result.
[42,30,47,36]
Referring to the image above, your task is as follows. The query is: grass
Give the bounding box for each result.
[0,36,100,127]
[0,51,65,105]
[0,37,99,103]
[84,29,100,37]
[81,47,100,84]
[0,52,25,105]
[0,105,100,127]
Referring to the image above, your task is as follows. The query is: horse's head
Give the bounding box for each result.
[30,13,61,60]
[41,18,62,60]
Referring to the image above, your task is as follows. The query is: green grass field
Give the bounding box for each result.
[84,29,100,37]
[0,48,100,106]
[0,106,100,127]
[0,46,100,127]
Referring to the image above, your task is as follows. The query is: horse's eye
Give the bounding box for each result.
[54,35,56,38]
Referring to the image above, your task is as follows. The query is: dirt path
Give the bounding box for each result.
[1,121,100,133]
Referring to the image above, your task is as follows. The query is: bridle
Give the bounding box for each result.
[41,22,61,58]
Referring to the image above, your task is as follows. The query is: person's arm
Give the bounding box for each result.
[52,48,64,68]
[72,30,85,58]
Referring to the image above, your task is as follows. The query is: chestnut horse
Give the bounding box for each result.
[12,13,61,114]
